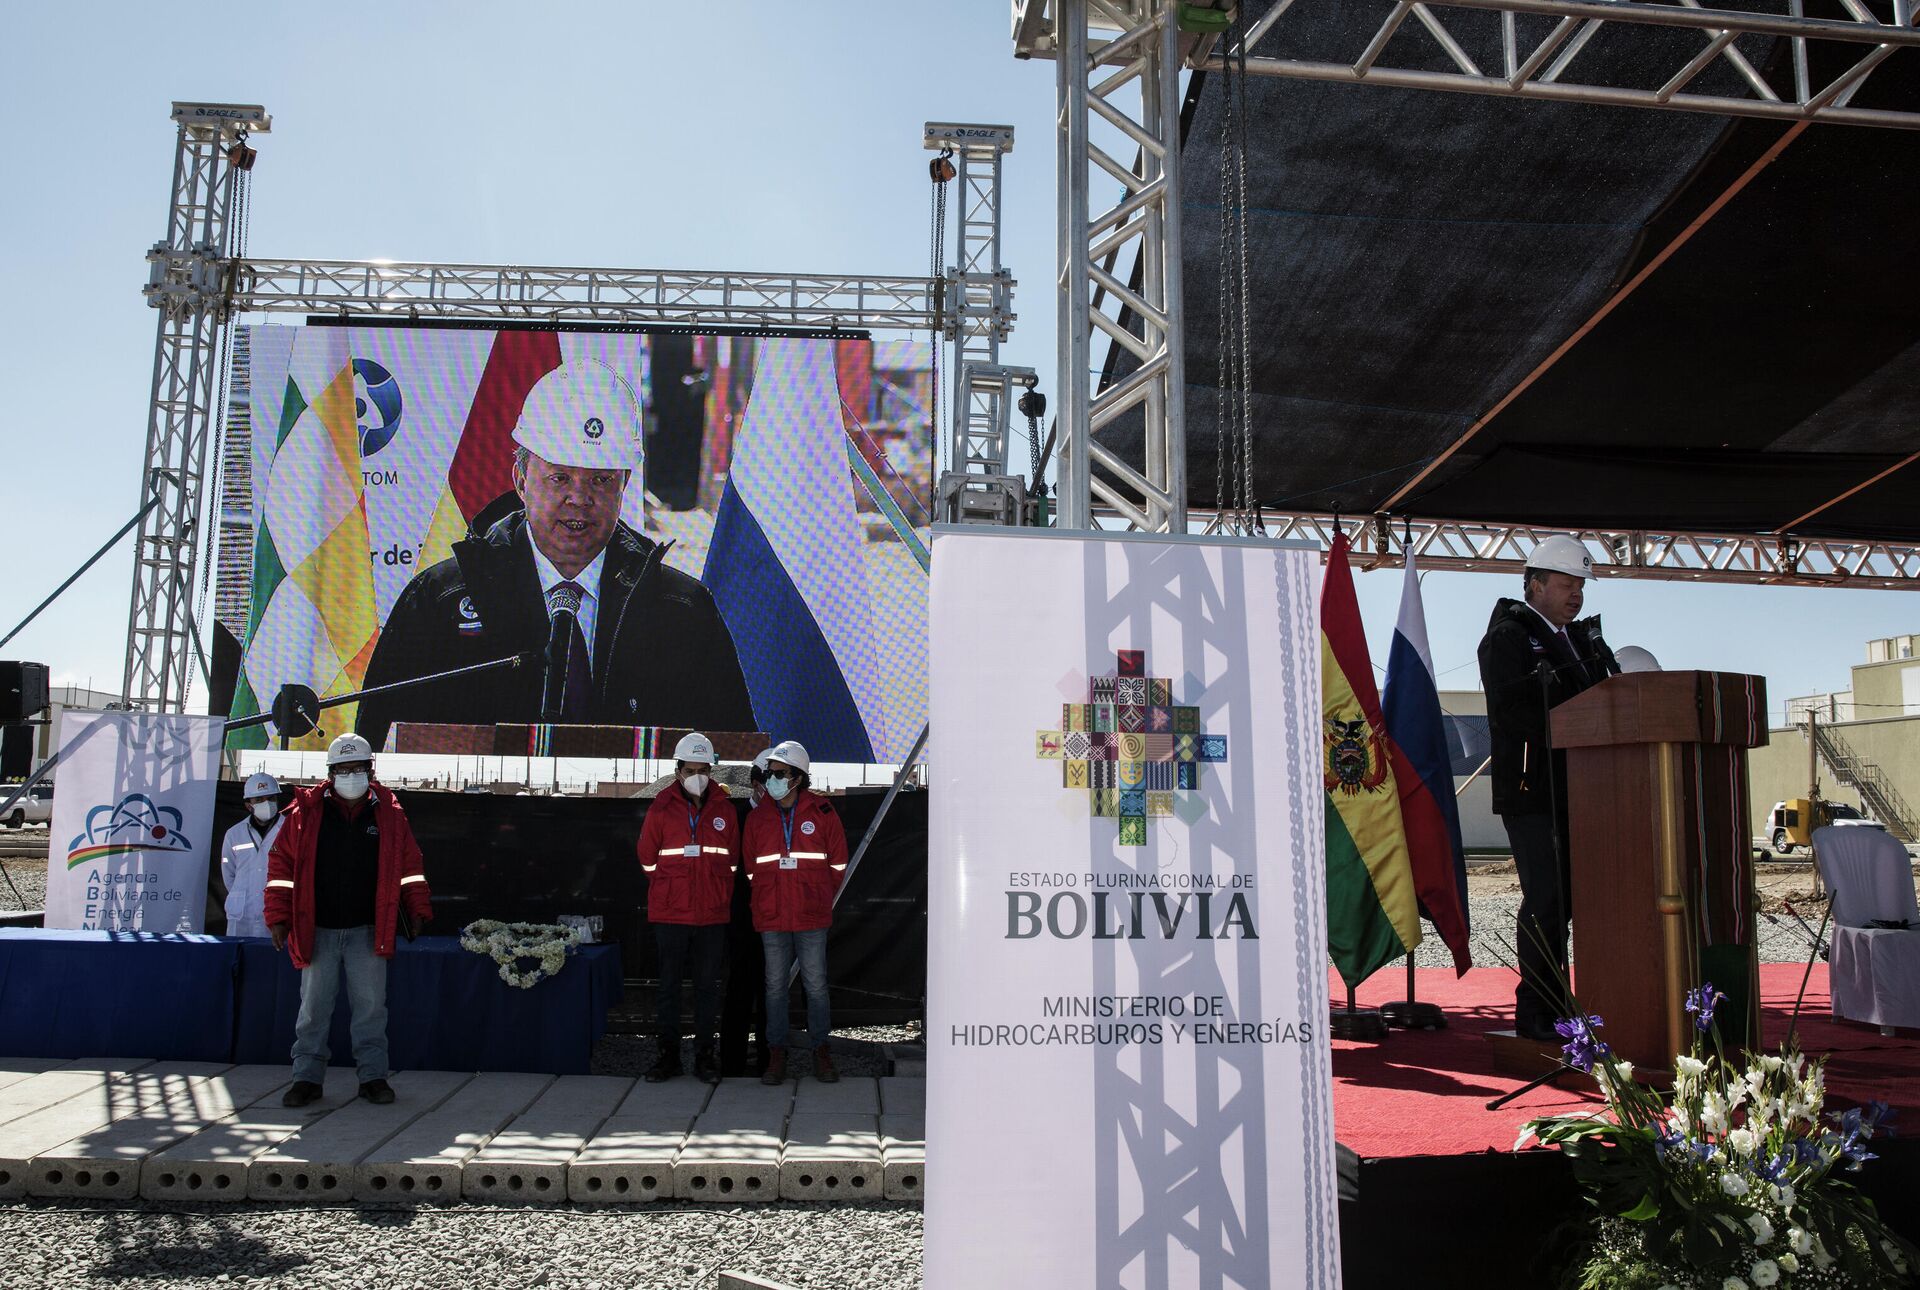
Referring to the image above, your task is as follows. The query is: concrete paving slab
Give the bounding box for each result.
[356,1071,552,1203]
[462,1075,628,1204]
[793,1076,879,1115]
[701,1078,793,1123]
[248,1070,470,1202]
[29,1066,290,1200]
[779,1112,881,1201]
[0,1061,155,1128]
[0,1063,191,1197]
[880,1114,925,1202]
[0,1060,66,1094]
[569,1114,691,1203]
[141,1068,359,1202]
[610,1076,711,1119]
[878,1076,925,1117]
[676,1111,782,1203]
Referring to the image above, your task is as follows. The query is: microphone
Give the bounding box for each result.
[541,582,585,722]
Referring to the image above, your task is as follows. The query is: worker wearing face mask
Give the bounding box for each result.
[218,772,284,938]
[744,741,848,1085]
[637,732,740,1084]
[264,733,434,1109]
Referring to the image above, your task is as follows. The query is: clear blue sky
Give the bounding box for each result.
[4,3,1912,724]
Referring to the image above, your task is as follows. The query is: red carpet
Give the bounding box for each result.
[1329,963,1918,1159]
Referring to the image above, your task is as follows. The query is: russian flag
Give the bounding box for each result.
[701,338,887,763]
[1380,552,1474,974]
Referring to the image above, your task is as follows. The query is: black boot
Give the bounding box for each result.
[645,1034,683,1083]
[693,1042,721,1085]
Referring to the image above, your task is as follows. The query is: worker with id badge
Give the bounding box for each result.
[636,732,740,1084]
[744,740,849,1085]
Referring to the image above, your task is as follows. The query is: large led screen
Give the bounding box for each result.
[221,323,930,764]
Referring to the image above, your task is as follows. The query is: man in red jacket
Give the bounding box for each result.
[744,740,847,1085]
[264,733,433,1108]
[638,732,740,1084]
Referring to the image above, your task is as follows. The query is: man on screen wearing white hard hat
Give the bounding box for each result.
[1476,535,1621,1042]
[263,733,434,1108]
[355,360,753,748]
[635,731,740,1084]
[218,772,283,938]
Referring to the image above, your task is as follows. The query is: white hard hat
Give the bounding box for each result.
[673,732,717,765]
[512,361,643,471]
[752,748,773,773]
[1525,535,1594,580]
[766,740,811,774]
[242,772,280,800]
[326,732,375,766]
[1615,645,1662,673]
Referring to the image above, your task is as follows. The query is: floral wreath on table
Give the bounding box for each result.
[1517,979,1919,1289]
[458,920,584,990]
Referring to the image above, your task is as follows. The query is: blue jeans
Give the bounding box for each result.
[292,925,390,1084]
[761,928,830,1049]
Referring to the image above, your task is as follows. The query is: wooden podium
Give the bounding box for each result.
[1551,671,1768,1070]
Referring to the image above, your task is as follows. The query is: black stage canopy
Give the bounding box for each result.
[1100,4,1920,542]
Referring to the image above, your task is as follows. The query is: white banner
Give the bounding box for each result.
[927,528,1338,1290]
[44,712,223,933]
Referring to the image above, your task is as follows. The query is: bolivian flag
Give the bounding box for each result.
[1321,531,1422,988]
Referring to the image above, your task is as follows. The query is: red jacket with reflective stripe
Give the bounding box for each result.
[262,781,433,969]
[637,781,741,926]
[743,791,847,932]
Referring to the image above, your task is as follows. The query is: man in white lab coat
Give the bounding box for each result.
[219,772,283,938]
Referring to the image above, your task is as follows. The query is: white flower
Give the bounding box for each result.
[1746,1212,1774,1245]
[1513,1125,1536,1152]
[1788,1227,1813,1256]
[1727,1127,1757,1157]
[1777,1252,1798,1274]
[1759,1053,1783,1074]
[1720,1173,1750,1197]
[1676,1055,1709,1078]
[1750,1259,1779,1287]
[1886,1241,1910,1275]
[1769,1182,1795,1211]
[1812,1237,1835,1270]
[1723,1277,1748,1290]
[1702,1090,1731,1136]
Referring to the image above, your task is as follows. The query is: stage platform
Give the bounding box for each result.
[0,1063,924,1206]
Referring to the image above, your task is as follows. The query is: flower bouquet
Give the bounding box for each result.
[1518,984,1918,1288]
[458,919,584,989]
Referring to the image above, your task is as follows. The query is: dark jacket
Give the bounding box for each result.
[1476,597,1620,817]
[355,511,754,749]
[263,781,432,969]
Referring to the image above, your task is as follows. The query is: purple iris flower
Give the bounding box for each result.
[1553,1013,1610,1073]
[1758,1152,1790,1183]
[1682,982,1727,1033]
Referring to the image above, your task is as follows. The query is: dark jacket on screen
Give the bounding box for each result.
[1476,597,1620,818]
[354,511,755,749]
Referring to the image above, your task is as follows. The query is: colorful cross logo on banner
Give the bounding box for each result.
[1035,649,1227,846]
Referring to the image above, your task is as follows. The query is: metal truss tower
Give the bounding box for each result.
[124,103,269,711]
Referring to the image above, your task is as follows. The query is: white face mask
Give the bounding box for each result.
[765,775,792,802]
[249,801,277,824]
[681,772,710,797]
[333,771,370,801]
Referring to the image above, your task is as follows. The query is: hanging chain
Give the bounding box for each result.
[928,148,953,487]
[1214,13,1255,531]
[1232,19,1258,532]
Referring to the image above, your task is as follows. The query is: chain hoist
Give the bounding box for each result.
[928,147,954,479]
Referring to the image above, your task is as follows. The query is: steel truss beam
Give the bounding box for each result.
[230,260,940,331]
[1239,510,1920,588]
[1216,0,1920,130]
[125,103,268,711]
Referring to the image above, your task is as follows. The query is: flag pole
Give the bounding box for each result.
[1329,980,1388,1041]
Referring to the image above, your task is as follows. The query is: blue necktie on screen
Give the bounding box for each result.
[543,580,592,723]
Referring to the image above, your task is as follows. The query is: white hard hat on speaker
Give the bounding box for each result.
[674,732,717,766]
[1614,645,1662,673]
[1524,535,1594,581]
[242,772,280,801]
[326,732,375,766]
[766,740,811,774]
[512,361,644,472]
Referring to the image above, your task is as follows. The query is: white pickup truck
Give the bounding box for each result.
[1,782,53,829]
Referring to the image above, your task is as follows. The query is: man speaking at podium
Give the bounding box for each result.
[1477,536,1621,1042]
[356,361,754,749]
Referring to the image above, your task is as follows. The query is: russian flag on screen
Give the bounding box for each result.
[1380,553,1474,974]
[702,338,883,763]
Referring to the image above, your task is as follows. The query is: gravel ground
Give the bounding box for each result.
[0,1199,923,1289]
[0,855,46,913]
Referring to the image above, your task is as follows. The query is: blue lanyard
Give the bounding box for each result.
[780,804,797,855]
[686,785,702,840]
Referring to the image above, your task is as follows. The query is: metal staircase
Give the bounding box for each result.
[1811,722,1918,843]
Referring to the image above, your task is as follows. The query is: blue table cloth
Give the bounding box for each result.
[0,929,623,1074]
[0,929,241,1062]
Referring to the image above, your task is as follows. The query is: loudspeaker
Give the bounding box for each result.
[0,724,32,779]
[0,661,49,722]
